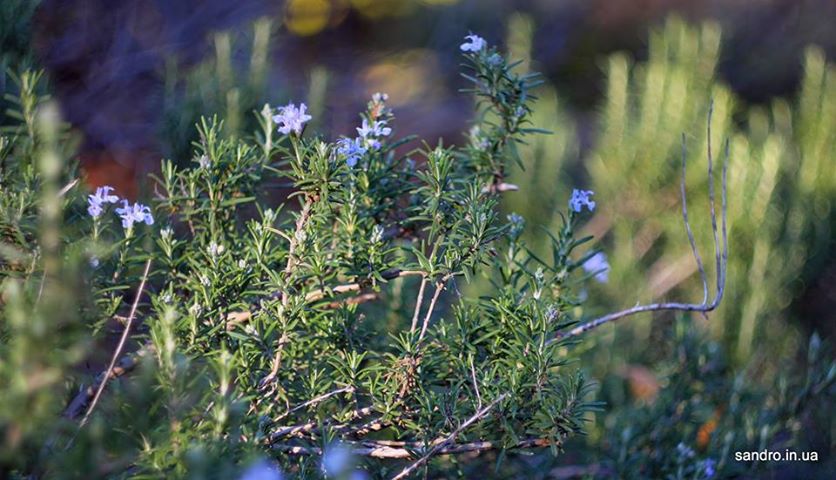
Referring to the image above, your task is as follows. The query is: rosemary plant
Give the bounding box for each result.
[1,33,734,479]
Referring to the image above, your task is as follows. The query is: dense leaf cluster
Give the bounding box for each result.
[0,38,604,479]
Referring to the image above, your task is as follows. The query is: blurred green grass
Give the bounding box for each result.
[504,16,835,365]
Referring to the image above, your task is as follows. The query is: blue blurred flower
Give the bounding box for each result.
[272,102,311,135]
[569,189,596,213]
[336,137,367,167]
[702,458,716,478]
[115,200,154,230]
[322,442,353,478]
[460,34,486,52]
[507,212,525,238]
[87,185,119,218]
[239,459,283,480]
[357,119,391,145]
[583,252,609,283]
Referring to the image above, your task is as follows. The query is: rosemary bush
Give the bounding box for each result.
[2,27,828,480]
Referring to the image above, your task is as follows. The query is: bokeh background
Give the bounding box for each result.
[2,0,834,477]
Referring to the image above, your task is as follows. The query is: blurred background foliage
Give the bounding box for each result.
[2,0,835,477]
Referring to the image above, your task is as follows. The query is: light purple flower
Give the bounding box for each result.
[87,185,119,218]
[272,102,312,135]
[322,443,353,478]
[357,119,391,139]
[239,459,283,480]
[569,189,596,213]
[356,118,391,150]
[460,34,486,52]
[583,252,609,283]
[702,458,716,478]
[115,200,154,230]
[507,212,525,238]
[336,137,367,168]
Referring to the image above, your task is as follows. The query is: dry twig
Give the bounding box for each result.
[390,393,508,480]
[557,110,729,340]
[77,259,152,429]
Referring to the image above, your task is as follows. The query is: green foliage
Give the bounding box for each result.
[596,323,834,479]
[160,18,281,164]
[0,39,608,479]
[0,0,38,71]
[1,17,833,480]
[509,16,836,363]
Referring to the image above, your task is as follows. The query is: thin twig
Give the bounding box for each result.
[410,276,428,333]
[58,178,79,197]
[282,195,313,307]
[78,258,152,428]
[481,182,520,194]
[556,114,729,341]
[706,101,722,307]
[271,435,551,459]
[261,332,289,387]
[227,269,423,331]
[273,386,354,423]
[323,292,379,309]
[680,134,708,304]
[269,406,374,442]
[63,342,154,420]
[418,280,445,343]
[390,393,508,480]
[262,195,314,386]
[469,355,482,409]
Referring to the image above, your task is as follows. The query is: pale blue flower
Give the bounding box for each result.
[207,242,225,257]
[702,458,716,478]
[87,185,119,218]
[357,119,391,138]
[322,443,352,478]
[569,189,596,213]
[115,200,154,230]
[272,102,312,135]
[583,252,609,283]
[676,442,695,459]
[507,212,525,238]
[356,118,391,150]
[460,33,486,52]
[239,459,283,480]
[336,137,367,167]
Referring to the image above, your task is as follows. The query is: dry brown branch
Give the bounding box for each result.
[272,386,354,423]
[556,109,729,340]
[390,393,508,480]
[63,342,154,420]
[268,406,374,442]
[481,182,520,194]
[417,273,453,343]
[260,332,290,387]
[409,276,428,333]
[78,258,152,428]
[271,435,552,460]
[324,292,379,309]
[417,281,444,342]
[227,269,423,331]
